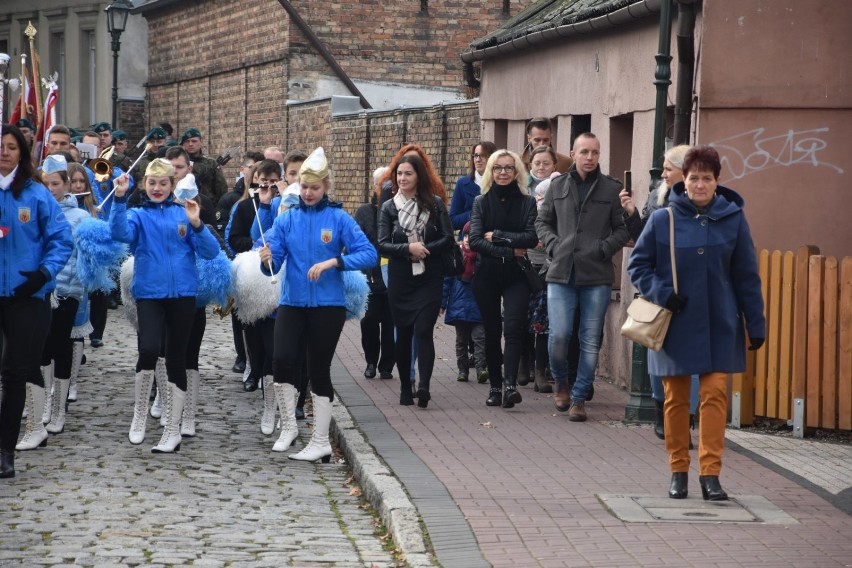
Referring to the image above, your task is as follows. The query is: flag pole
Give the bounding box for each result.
[19,53,27,120]
[24,22,42,136]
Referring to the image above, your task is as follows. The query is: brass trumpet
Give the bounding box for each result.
[90,145,115,183]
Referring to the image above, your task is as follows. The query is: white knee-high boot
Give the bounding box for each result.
[150,357,166,421]
[288,394,332,463]
[272,383,298,452]
[16,384,48,450]
[129,370,155,444]
[180,369,200,437]
[46,378,71,434]
[68,341,84,402]
[260,376,277,435]
[152,383,185,453]
[41,363,54,425]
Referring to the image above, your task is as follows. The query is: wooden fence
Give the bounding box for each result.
[731,246,852,437]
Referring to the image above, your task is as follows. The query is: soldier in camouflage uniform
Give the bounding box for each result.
[133,127,168,186]
[180,128,228,206]
[109,130,133,174]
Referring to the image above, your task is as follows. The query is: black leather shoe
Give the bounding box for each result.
[244,376,260,392]
[379,370,394,380]
[699,475,729,501]
[0,450,15,479]
[669,472,688,499]
[364,364,377,379]
[90,338,104,348]
[231,359,246,373]
[654,399,665,440]
[502,383,522,408]
[400,392,414,406]
[485,388,502,407]
[416,388,430,408]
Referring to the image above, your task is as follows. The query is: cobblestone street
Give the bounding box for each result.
[0,309,397,568]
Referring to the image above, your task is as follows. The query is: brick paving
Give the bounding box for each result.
[335,319,852,568]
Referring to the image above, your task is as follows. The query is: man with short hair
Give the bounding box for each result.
[46,125,73,156]
[535,133,628,422]
[522,117,573,174]
[92,122,112,151]
[181,128,228,205]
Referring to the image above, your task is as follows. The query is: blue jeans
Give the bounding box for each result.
[547,278,610,403]
[651,374,699,415]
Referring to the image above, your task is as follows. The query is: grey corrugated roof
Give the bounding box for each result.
[463,0,660,62]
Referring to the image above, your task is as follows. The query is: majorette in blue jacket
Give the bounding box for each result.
[0,178,73,298]
[109,193,220,299]
[262,195,377,308]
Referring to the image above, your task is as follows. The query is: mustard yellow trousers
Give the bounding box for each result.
[663,372,727,475]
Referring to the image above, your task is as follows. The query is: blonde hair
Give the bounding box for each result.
[480,150,530,195]
[656,144,691,206]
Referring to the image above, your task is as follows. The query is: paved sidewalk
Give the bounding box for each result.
[1,310,396,567]
[335,319,852,568]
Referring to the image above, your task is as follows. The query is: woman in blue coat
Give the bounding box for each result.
[0,125,73,478]
[111,158,220,454]
[259,148,376,462]
[448,141,496,233]
[628,145,765,502]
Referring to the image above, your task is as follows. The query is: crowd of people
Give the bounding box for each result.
[0,115,765,501]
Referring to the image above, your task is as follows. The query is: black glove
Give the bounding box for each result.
[664,292,687,314]
[13,269,49,298]
[748,337,765,351]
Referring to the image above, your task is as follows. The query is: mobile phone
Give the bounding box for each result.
[624,171,632,196]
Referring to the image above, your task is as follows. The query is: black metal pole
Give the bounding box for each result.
[111,33,121,128]
[625,0,673,424]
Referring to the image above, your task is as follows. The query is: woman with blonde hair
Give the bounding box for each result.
[469,150,539,408]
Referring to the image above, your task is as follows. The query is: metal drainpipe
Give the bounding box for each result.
[673,0,697,145]
[276,0,372,109]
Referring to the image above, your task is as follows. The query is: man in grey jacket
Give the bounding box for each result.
[535,133,628,422]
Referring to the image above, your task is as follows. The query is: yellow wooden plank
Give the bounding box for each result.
[807,256,825,428]
[793,245,819,402]
[778,251,795,420]
[822,257,838,429]
[755,249,770,416]
[766,251,782,417]
[839,257,852,431]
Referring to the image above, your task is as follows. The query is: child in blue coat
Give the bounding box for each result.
[441,222,486,383]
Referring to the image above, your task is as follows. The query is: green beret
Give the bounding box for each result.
[71,136,82,144]
[180,128,202,145]
[93,122,112,133]
[15,118,35,131]
[111,130,127,141]
[147,127,167,140]
[68,128,81,138]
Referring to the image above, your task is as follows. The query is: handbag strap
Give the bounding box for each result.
[667,208,678,294]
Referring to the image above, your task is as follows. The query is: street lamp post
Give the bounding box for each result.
[105,0,133,128]
[0,54,9,122]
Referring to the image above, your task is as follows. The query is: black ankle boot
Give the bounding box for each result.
[0,450,15,479]
[243,375,260,392]
[485,387,502,407]
[416,386,431,408]
[502,381,522,409]
[669,472,688,499]
[699,475,729,501]
[654,399,665,440]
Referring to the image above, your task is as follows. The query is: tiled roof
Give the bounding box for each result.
[465,0,660,61]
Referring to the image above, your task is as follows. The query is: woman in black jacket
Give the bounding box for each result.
[469,150,539,408]
[378,155,453,408]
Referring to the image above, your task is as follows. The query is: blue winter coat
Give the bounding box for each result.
[55,194,91,301]
[442,276,482,325]
[0,178,73,298]
[627,183,765,376]
[449,175,480,231]
[263,196,377,308]
[110,194,220,299]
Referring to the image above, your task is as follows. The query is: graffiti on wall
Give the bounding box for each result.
[710,127,844,183]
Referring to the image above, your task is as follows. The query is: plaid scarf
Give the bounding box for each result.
[394,192,430,275]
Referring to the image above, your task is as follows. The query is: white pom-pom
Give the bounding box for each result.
[231,250,283,324]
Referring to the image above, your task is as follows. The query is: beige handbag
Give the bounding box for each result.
[621,208,677,352]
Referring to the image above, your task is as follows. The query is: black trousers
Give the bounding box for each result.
[273,305,345,402]
[42,296,81,379]
[244,317,274,380]
[360,292,395,373]
[136,297,196,390]
[0,296,52,452]
[89,291,108,341]
[186,307,207,371]
[394,302,440,392]
[472,262,530,388]
[231,310,246,362]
